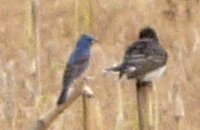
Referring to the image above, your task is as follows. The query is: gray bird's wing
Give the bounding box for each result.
[122,39,168,78]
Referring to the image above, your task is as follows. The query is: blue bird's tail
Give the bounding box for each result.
[57,67,73,105]
[57,87,68,105]
[57,79,73,105]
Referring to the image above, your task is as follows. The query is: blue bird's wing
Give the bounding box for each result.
[57,35,94,105]
[57,55,90,105]
[71,54,90,78]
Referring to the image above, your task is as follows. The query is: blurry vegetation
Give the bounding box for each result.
[0,0,200,130]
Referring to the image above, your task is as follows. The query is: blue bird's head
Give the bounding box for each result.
[77,34,98,48]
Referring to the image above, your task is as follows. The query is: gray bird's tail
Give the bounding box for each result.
[106,65,122,72]
[106,64,125,78]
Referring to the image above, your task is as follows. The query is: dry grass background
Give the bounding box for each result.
[0,0,200,130]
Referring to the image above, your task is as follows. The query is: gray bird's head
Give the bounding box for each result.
[139,27,158,41]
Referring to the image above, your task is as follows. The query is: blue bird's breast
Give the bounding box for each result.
[68,46,91,79]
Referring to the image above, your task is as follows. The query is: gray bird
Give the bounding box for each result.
[107,27,168,83]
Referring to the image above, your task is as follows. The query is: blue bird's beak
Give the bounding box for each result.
[93,37,98,43]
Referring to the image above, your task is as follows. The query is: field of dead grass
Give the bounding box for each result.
[0,0,200,130]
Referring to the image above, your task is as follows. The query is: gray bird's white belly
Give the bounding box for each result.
[142,65,166,82]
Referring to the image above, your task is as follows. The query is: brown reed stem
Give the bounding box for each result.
[83,90,95,130]
[136,81,153,130]
[30,80,94,130]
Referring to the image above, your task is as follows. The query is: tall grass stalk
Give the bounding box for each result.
[115,81,125,130]
[3,61,16,130]
[173,84,185,130]
[32,0,42,107]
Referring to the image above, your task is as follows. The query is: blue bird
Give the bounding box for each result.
[57,34,97,105]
